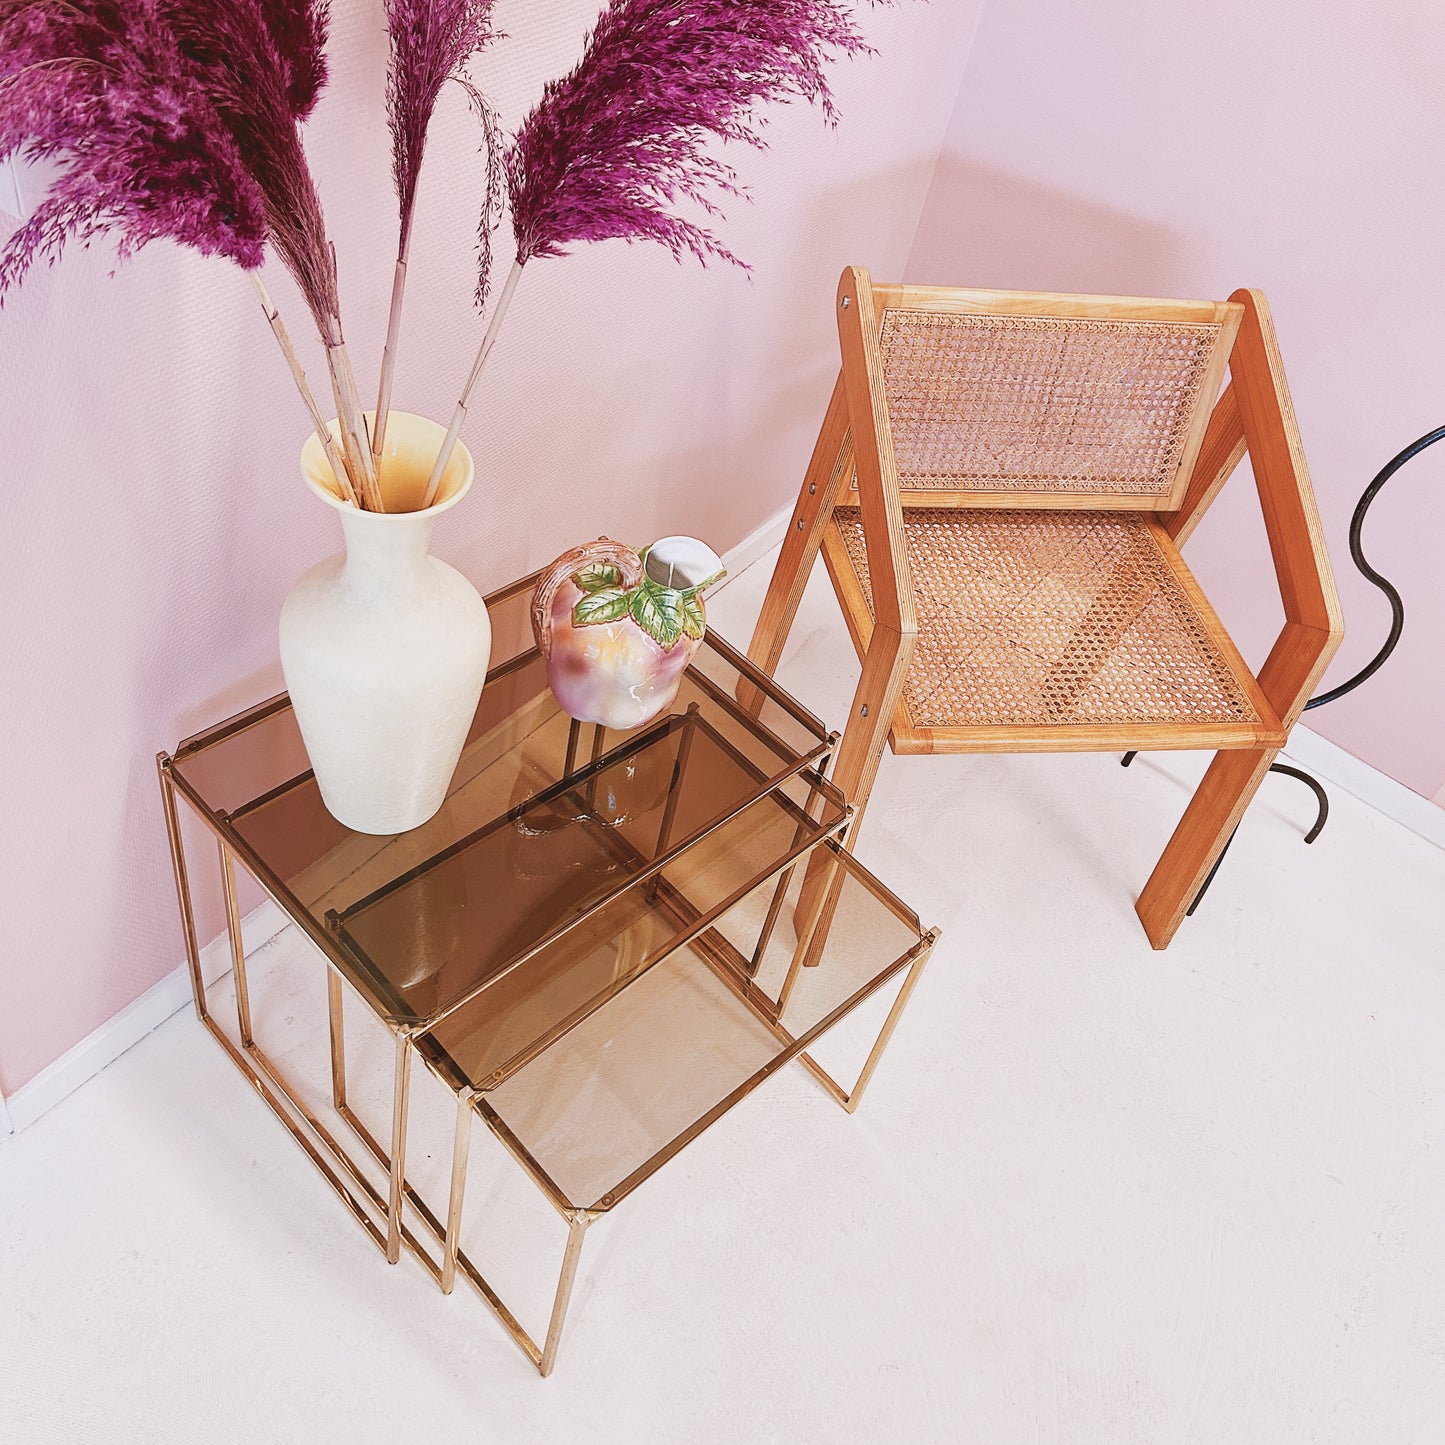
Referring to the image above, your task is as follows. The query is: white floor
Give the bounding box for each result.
[3,553,1444,1444]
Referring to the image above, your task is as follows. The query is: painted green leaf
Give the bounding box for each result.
[573,587,630,626]
[679,569,725,598]
[630,579,684,650]
[680,591,706,641]
[573,563,622,593]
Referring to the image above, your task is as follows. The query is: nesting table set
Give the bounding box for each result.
[158,571,939,1375]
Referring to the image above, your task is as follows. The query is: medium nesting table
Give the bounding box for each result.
[158,571,940,1375]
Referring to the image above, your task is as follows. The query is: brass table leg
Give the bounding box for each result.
[219,840,254,1049]
[386,1033,413,1264]
[442,1092,474,1295]
[326,968,347,1112]
[797,930,939,1113]
[156,755,207,1022]
[540,1213,590,1378]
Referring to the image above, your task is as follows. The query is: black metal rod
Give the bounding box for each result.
[1184,762,1330,917]
[1129,422,1442,917]
[1267,764,1330,844]
[1186,824,1236,917]
[1303,424,1440,709]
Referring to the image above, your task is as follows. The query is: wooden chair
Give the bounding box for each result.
[748,268,1344,949]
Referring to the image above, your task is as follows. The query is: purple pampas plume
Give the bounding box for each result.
[373,0,502,468]
[385,0,500,256]
[164,0,381,504]
[163,0,339,344]
[0,0,374,506]
[506,0,876,269]
[256,0,330,121]
[423,0,883,503]
[0,0,269,289]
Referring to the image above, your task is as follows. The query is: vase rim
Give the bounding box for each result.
[299,411,475,519]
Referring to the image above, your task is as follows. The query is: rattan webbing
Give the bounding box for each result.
[834,507,1261,730]
[877,309,1219,497]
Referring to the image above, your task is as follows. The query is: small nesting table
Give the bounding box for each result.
[158,571,940,1375]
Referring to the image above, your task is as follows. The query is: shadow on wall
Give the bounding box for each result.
[902,153,1186,297]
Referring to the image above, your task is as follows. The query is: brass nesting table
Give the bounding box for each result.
[158,571,940,1376]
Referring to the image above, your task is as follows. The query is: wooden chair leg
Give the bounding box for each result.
[1136,745,1280,949]
[742,375,852,712]
[797,624,915,958]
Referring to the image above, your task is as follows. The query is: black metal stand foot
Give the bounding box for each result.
[1183,761,1330,916]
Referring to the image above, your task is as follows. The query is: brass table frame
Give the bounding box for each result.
[158,577,940,1377]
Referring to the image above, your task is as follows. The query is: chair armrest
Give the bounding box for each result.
[1229,288,1345,724]
[837,266,917,637]
[1168,289,1344,727]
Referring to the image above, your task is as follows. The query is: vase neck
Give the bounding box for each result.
[337,508,437,593]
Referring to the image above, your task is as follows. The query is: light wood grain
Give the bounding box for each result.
[1164,381,1248,545]
[889,718,1279,755]
[744,372,853,690]
[830,623,917,822]
[1161,301,1243,510]
[1228,287,1345,720]
[795,620,916,961]
[1136,746,1279,948]
[1136,288,1345,947]
[869,281,1238,325]
[836,267,917,637]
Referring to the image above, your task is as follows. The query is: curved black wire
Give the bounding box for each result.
[1301,424,1439,709]
[1125,422,1443,914]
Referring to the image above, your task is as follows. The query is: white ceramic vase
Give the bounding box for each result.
[280,412,491,835]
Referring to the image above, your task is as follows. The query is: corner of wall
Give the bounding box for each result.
[899,1,991,283]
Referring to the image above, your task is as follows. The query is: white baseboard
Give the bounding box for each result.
[1282,725,1445,852]
[718,503,790,585]
[4,900,288,1135]
[1,510,793,1137]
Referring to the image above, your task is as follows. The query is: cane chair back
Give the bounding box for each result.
[862,285,1240,510]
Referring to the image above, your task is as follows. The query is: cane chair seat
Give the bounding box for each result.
[823,505,1284,752]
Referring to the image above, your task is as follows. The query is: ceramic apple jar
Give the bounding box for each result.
[531,536,726,730]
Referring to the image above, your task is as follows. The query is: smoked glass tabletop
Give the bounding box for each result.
[427,842,936,1215]
[167,574,845,1030]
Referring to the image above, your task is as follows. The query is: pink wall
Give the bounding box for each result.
[905,0,1445,803]
[0,1,985,1093]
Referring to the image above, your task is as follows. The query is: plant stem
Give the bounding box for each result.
[324,335,383,511]
[371,227,414,475]
[422,257,525,508]
[249,272,358,508]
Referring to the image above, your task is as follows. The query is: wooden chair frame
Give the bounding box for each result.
[749,268,1343,949]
